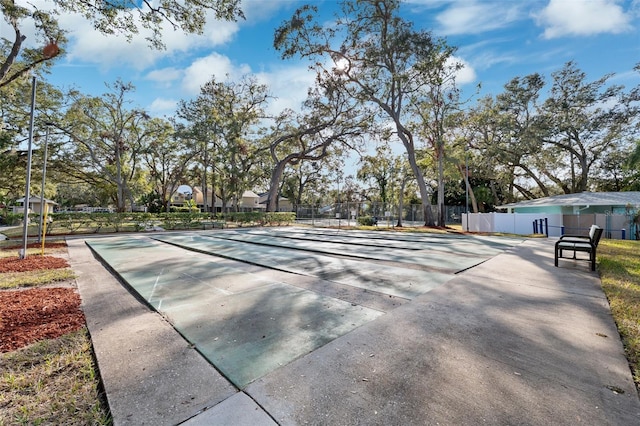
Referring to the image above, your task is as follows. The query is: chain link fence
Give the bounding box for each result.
[293,203,466,227]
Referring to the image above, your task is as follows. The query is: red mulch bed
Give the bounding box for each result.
[1,242,68,251]
[0,241,82,353]
[0,287,85,352]
[0,256,69,273]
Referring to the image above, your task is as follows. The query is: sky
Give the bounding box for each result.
[8,0,639,120]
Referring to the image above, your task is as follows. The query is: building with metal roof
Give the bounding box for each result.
[499,191,640,215]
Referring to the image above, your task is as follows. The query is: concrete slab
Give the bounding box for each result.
[66,230,640,425]
[85,236,384,389]
[239,227,523,254]
[181,392,277,426]
[66,238,238,426]
[151,234,458,297]
[246,239,640,425]
[201,229,513,269]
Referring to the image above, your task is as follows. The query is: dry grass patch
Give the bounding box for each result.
[598,239,640,390]
[0,268,76,289]
[0,329,110,425]
[0,243,68,259]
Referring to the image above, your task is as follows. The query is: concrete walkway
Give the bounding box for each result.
[66,232,640,425]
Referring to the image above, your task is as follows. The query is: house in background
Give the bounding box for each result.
[170,187,266,212]
[257,193,293,212]
[190,187,219,211]
[464,192,639,239]
[240,190,264,211]
[12,196,58,215]
[500,191,640,215]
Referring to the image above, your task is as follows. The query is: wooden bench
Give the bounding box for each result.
[554,225,603,271]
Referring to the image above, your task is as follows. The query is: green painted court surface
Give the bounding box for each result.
[86,227,524,389]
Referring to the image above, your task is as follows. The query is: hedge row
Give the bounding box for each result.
[2,211,296,234]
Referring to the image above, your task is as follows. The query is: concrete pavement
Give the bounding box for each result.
[66,230,640,425]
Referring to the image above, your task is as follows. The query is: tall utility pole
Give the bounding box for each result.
[38,124,51,243]
[465,145,469,232]
[20,76,37,259]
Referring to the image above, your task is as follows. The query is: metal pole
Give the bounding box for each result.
[20,76,37,259]
[465,146,469,232]
[38,125,50,243]
[337,175,341,229]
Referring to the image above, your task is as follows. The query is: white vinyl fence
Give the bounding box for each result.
[463,212,632,239]
[463,213,563,237]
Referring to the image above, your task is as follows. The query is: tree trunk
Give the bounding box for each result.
[202,155,209,213]
[437,142,445,227]
[396,176,406,227]
[267,157,294,212]
[396,129,435,226]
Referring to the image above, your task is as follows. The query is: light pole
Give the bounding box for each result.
[465,145,469,232]
[20,76,37,259]
[336,173,341,229]
[38,124,51,244]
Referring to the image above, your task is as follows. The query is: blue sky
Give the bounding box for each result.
[12,0,640,118]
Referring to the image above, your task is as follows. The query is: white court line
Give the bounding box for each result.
[148,267,165,305]
[180,272,234,296]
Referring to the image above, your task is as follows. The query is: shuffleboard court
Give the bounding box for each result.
[86,227,524,389]
[153,233,456,297]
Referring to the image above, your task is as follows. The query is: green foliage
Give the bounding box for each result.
[49,213,94,234]
[2,212,23,226]
[131,212,153,231]
[177,75,271,212]
[598,240,640,391]
[357,215,377,226]
[265,212,296,226]
[169,206,200,213]
[157,212,210,230]
[218,211,261,226]
[274,0,448,226]
[215,211,295,226]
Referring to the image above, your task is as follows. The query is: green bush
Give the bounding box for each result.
[157,212,209,230]
[50,213,94,234]
[265,212,296,226]
[2,213,23,226]
[357,216,377,226]
[169,206,200,213]
[218,212,260,226]
[131,212,154,231]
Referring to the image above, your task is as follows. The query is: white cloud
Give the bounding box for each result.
[448,56,477,85]
[56,6,239,71]
[145,67,183,87]
[148,98,178,114]
[181,53,252,95]
[535,0,633,38]
[255,65,317,114]
[435,1,523,35]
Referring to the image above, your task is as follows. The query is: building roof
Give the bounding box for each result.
[15,197,58,205]
[499,191,640,209]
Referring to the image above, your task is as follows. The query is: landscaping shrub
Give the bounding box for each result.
[265,212,296,226]
[357,216,377,226]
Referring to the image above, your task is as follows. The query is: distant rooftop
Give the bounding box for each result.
[499,191,640,209]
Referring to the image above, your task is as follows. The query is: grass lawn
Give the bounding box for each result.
[0,330,111,425]
[0,240,111,425]
[598,239,640,390]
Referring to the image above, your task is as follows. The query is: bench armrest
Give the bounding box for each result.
[559,235,591,243]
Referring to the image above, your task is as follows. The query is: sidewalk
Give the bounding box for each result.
[67,237,640,425]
